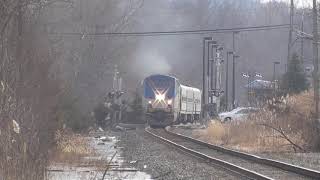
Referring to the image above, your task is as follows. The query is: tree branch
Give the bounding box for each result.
[257,123,306,152]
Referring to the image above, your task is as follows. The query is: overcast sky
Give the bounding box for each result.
[261,0,312,8]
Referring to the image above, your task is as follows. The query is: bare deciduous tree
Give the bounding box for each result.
[0,0,71,179]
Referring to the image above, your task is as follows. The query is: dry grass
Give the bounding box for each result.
[48,130,112,180]
[196,91,319,153]
[50,130,95,164]
[196,121,227,145]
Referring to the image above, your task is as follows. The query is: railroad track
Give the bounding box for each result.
[145,127,320,180]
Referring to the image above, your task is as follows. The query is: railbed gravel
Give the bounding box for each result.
[171,126,320,172]
[117,128,243,180]
[257,152,320,172]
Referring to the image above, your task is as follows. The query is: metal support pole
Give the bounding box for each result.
[248,74,250,105]
[215,47,223,113]
[249,75,252,106]
[202,37,212,118]
[211,44,218,92]
[118,77,122,122]
[211,45,215,93]
[207,41,211,83]
[232,55,238,109]
[208,41,216,104]
[214,49,218,92]
[207,41,212,103]
[301,12,304,61]
[232,32,238,109]
[202,38,206,118]
[225,53,229,110]
[273,63,276,96]
[232,33,235,109]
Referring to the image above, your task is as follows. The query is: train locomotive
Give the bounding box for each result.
[141,74,201,127]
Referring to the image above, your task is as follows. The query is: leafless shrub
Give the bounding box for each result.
[198,91,319,153]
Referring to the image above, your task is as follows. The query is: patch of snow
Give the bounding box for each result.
[12,120,20,134]
[172,122,206,129]
[48,167,151,180]
[48,133,151,180]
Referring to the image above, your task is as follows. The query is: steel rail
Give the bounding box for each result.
[165,127,320,179]
[145,127,273,180]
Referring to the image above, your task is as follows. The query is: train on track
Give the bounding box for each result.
[141,74,201,127]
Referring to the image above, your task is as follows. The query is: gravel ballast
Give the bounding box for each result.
[170,126,320,172]
[257,152,320,171]
[117,128,242,180]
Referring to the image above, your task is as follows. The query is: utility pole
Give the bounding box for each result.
[312,0,319,122]
[301,11,304,62]
[212,46,224,113]
[208,41,216,103]
[226,52,233,110]
[287,0,294,64]
[211,43,218,93]
[202,37,213,119]
[248,74,251,105]
[232,32,239,109]
[211,44,216,92]
[232,54,239,109]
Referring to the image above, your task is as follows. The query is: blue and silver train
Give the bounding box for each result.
[141,74,201,127]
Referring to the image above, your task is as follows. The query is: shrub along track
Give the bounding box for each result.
[145,127,320,180]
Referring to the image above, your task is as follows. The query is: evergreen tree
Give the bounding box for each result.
[281,53,309,94]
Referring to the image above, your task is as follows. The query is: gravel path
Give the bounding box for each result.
[117,128,242,180]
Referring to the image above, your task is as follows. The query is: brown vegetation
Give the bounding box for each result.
[50,130,94,164]
[197,91,319,153]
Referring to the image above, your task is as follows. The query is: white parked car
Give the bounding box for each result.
[218,107,258,123]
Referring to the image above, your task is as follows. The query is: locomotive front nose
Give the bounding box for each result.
[143,75,175,113]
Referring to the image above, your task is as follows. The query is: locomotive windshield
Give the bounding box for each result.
[143,75,175,99]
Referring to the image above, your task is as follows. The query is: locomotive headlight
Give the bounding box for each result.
[167,99,172,105]
[155,93,165,101]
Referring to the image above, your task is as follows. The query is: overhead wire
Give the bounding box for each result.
[49,24,291,37]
